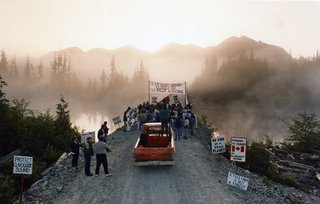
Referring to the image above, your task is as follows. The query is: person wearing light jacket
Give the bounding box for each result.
[94,136,112,177]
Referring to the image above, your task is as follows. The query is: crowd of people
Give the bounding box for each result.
[123,96,197,140]
[70,96,197,177]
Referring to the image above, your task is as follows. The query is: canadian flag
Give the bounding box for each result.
[232,146,245,152]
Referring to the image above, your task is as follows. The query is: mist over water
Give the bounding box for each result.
[191,55,320,143]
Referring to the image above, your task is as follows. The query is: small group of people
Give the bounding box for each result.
[70,121,112,177]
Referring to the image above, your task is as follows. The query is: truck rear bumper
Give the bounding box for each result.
[134,160,175,166]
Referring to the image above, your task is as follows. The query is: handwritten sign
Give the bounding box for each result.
[230,137,247,162]
[13,156,33,175]
[211,136,226,154]
[173,95,180,104]
[81,131,95,143]
[149,81,185,95]
[151,96,158,104]
[227,172,249,191]
[112,116,121,125]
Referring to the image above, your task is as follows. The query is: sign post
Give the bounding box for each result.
[151,96,158,104]
[230,137,247,162]
[13,155,33,204]
[227,172,249,191]
[112,116,122,128]
[211,136,226,154]
[227,137,249,190]
[81,131,95,143]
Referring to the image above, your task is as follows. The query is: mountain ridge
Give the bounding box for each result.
[15,36,291,83]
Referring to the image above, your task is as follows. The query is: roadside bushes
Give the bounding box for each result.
[285,112,320,152]
[246,142,298,188]
[248,142,276,177]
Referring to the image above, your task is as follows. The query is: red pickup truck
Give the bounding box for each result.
[133,122,175,166]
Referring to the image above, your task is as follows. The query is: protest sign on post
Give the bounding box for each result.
[113,116,122,128]
[81,131,95,143]
[113,116,121,125]
[211,136,226,154]
[151,96,158,104]
[13,156,33,175]
[230,137,247,162]
[227,172,249,191]
[13,155,33,204]
[173,95,180,104]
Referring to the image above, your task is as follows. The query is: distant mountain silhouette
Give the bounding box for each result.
[205,36,291,66]
[29,36,291,83]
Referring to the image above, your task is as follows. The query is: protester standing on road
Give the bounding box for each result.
[173,115,183,140]
[103,121,109,143]
[123,107,131,131]
[183,116,190,140]
[190,114,197,136]
[71,136,80,168]
[98,124,105,140]
[83,137,94,176]
[94,136,112,177]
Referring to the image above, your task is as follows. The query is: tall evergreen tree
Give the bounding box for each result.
[100,69,108,89]
[109,55,118,87]
[0,51,8,75]
[54,96,76,150]
[8,55,18,80]
[37,60,44,81]
[23,56,32,82]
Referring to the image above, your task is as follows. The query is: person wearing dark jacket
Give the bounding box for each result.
[83,137,94,176]
[159,105,170,136]
[71,136,80,168]
[103,121,109,142]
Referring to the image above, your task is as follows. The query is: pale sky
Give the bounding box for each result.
[0,0,319,58]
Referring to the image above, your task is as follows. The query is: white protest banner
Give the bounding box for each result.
[227,172,249,191]
[13,156,33,175]
[81,131,95,143]
[149,81,185,95]
[211,136,226,154]
[230,137,247,162]
[151,96,158,104]
[113,116,121,125]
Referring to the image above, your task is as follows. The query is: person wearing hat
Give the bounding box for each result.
[83,136,94,176]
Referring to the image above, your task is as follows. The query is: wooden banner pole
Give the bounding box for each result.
[148,80,150,103]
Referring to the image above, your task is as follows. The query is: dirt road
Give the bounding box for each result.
[53,128,269,204]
